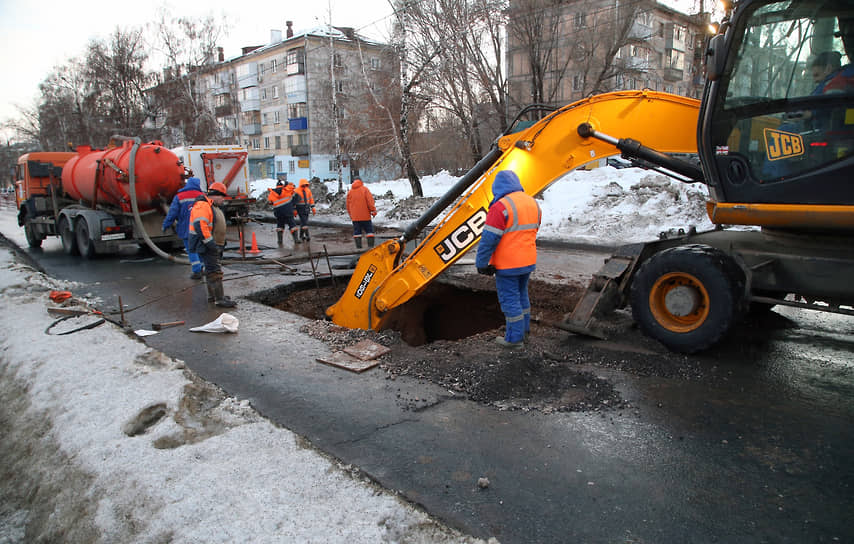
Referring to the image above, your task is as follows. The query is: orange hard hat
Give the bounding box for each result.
[208,182,228,195]
[299,178,309,186]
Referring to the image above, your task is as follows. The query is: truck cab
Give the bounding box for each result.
[15,152,76,247]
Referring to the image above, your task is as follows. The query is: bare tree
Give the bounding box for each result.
[147,9,227,144]
[85,28,153,138]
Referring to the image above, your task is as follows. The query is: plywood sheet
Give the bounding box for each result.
[343,339,391,361]
[316,351,380,373]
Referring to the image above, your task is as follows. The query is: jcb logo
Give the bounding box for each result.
[354,264,377,299]
[764,128,804,161]
[434,208,487,263]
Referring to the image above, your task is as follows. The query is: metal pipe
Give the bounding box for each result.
[401,146,503,242]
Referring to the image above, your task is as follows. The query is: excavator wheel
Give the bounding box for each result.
[630,244,745,353]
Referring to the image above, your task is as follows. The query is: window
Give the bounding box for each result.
[574,12,586,29]
[243,139,250,148]
[252,138,260,150]
[335,80,345,94]
[262,113,269,125]
[262,88,267,100]
[329,159,339,171]
[275,136,281,149]
[259,62,265,74]
[264,137,270,149]
[287,135,294,147]
[333,53,342,68]
[272,86,279,99]
[298,133,308,146]
[371,58,380,70]
[288,103,307,118]
[274,111,280,124]
[289,160,295,174]
[573,75,584,91]
[271,59,278,73]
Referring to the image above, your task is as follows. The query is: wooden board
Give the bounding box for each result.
[316,351,380,373]
[343,339,391,361]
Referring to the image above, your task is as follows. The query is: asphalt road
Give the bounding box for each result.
[5,216,853,544]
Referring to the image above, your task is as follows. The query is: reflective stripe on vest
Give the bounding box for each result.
[271,193,292,208]
[490,191,540,270]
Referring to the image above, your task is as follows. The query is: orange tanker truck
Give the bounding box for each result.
[15,138,186,257]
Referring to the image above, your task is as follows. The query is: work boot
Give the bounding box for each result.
[190,271,202,280]
[354,237,363,249]
[205,274,217,303]
[301,228,310,241]
[495,337,523,349]
[276,229,283,246]
[211,273,236,308]
[292,231,300,244]
[367,236,375,248]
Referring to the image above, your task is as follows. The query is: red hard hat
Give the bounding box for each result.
[208,182,228,195]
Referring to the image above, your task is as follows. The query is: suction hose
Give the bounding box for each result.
[124,136,189,265]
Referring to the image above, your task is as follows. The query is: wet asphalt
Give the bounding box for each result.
[7,219,854,544]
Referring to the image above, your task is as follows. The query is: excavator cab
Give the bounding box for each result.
[701,0,854,207]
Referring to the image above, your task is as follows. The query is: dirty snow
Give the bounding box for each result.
[1,163,715,542]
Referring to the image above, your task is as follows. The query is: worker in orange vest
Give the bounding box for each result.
[268,180,299,246]
[475,170,540,348]
[346,179,377,249]
[188,182,236,308]
[294,178,316,242]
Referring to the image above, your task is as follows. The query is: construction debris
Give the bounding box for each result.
[316,351,380,373]
[343,339,391,361]
[151,320,185,331]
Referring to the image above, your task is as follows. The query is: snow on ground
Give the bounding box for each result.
[251,166,715,246]
[0,240,494,543]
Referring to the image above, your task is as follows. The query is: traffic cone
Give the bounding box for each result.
[249,231,261,254]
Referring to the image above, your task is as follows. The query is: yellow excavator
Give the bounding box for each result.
[327,0,854,353]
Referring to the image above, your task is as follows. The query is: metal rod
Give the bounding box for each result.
[118,295,126,326]
[322,244,336,289]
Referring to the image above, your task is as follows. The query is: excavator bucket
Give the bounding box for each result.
[555,244,645,339]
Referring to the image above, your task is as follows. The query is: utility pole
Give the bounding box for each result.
[328,0,344,193]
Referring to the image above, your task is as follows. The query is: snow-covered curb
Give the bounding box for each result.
[0,246,493,543]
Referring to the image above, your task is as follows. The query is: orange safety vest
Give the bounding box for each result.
[189,196,215,244]
[489,191,540,270]
[268,185,295,208]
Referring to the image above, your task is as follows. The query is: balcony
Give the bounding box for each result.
[289,117,308,130]
[240,99,261,112]
[628,21,651,40]
[663,67,684,82]
[287,89,307,103]
[237,72,258,88]
[291,144,310,156]
[243,123,262,135]
[287,62,305,75]
[210,82,232,95]
[215,104,233,117]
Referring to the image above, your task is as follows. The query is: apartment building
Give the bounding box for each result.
[152,22,397,183]
[506,0,709,108]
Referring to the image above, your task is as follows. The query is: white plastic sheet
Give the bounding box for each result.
[189,313,239,333]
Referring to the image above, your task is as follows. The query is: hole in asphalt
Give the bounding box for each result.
[249,278,504,346]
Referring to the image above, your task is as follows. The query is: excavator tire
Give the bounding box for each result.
[630,244,746,353]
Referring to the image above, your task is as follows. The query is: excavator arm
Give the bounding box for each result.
[326,90,702,331]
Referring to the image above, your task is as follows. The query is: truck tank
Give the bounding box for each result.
[62,141,184,213]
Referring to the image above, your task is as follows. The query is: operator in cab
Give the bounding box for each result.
[475,170,541,349]
[189,182,236,308]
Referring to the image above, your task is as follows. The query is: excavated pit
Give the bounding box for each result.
[249,278,505,346]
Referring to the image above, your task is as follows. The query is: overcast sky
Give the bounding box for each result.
[0,0,703,142]
[0,0,395,133]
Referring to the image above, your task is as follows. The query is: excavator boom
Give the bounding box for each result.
[326,90,701,331]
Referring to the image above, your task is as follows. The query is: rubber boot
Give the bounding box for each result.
[211,273,236,308]
[205,273,217,303]
[367,236,375,248]
[355,237,363,249]
[276,229,283,246]
[292,230,300,244]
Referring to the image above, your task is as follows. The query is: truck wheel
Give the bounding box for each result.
[630,245,745,353]
[58,216,79,256]
[24,222,43,248]
[75,219,96,259]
